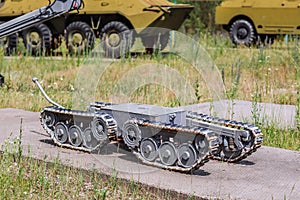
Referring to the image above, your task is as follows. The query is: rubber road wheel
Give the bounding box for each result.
[229,19,256,46]
[22,23,52,55]
[0,21,18,55]
[100,21,134,58]
[141,31,169,54]
[65,21,95,55]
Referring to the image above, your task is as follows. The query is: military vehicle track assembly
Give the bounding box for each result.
[33,78,263,172]
[186,112,263,162]
[40,106,118,152]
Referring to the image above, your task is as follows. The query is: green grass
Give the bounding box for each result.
[262,126,300,151]
[0,33,300,151]
[0,33,300,199]
[0,135,196,200]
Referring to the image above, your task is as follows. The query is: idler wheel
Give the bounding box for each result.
[83,128,99,149]
[41,111,56,128]
[54,122,68,144]
[194,134,209,156]
[122,121,142,148]
[91,117,108,141]
[158,142,177,166]
[140,138,158,162]
[68,125,83,147]
[177,143,198,168]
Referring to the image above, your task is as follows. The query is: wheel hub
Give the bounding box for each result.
[70,131,78,140]
[57,129,64,137]
[140,138,158,162]
[68,125,83,147]
[28,32,41,46]
[54,123,68,144]
[72,33,83,46]
[107,32,120,47]
[162,149,171,158]
[144,145,152,153]
[91,117,107,141]
[181,152,190,160]
[158,142,177,166]
[237,28,248,39]
[83,128,99,149]
[122,121,141,148]
[177,143,198,168]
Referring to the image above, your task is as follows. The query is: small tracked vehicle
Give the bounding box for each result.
[33,78,263,172]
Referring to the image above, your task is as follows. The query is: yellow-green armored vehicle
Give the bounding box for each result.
[215,0,300,46]
[0,0,193,56]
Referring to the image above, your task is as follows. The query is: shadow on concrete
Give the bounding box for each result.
[39,138,55,146]
[30,130,49,137]
[37,134,213,176]
[236,160,255,166]
[191,169,211,176]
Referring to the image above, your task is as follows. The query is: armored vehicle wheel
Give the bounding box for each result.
[177,143,198,168]
[141,32,169,54]
[54,122,68,144]
[22,23,52,55]
[229,19,256,46]
[122,120,142,148]
[83,128,99,149]
[65,21,95,55]
[91,117,108,141]
[158,142,178,166]
[140,138,158,161]
[68,125,83,147]
[100,21,134,58]
[0,21,17,55]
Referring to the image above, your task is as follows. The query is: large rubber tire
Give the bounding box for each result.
[229,19,256,46]
[22,23,52,55]
[141,32,169,54]
[65,21,95,55]
[0,21,18,55]
[100,21,134,58]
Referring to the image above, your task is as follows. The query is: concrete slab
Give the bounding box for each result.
[0,108,299,200]
[182,100,297,129]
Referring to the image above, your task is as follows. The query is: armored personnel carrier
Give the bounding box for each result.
[33,78,263,172]
[0,0,193,56]
[215,0,300,46]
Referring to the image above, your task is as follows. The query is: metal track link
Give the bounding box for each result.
[40,106,116,152]
[128,118,219,172]
[186,111,263,162]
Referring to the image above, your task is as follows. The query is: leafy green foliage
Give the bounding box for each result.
[178,0,222,34]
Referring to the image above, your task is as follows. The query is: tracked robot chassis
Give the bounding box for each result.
[33,78,263,172]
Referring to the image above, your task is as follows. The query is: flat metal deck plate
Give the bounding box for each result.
[104,103,185,116]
